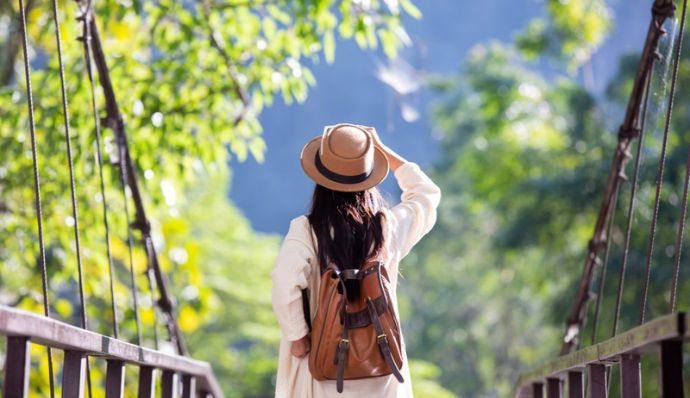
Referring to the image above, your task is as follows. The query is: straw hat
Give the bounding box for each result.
[300,124,389,192]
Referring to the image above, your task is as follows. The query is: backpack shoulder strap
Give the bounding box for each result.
[301,221,315,332]
[366,298,404,383]
[301,289,311,332]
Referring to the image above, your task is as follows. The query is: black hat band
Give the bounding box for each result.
[315,152,372,185]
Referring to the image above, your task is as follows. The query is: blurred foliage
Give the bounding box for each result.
[404,41,611,396]
[173,172,282,396]
[0,0,420,395]
[408,359,457,398]
[401,2,690,397]
[516,0,612,70]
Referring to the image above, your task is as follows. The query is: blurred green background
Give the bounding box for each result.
[2,0,690,396]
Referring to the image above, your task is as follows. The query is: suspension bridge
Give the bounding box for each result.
[1,0,221,396]
[2,0,690,397]
[516,0,688,396]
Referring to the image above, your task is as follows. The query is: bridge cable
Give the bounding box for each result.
[77,1,120,339]
[17,0,56,395]
[612,65,654,337]
[121,169,144,346]
[83,13,174,352]
[670,133,690,312]
[50,0,93,395]
[669,0,690,313]
[590,184,621,345]
[51,0,88,332]
[146,266,161,349]
[640,0,688,324]
[76,2,145,344]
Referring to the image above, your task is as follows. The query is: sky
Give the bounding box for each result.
[229,0,652,235]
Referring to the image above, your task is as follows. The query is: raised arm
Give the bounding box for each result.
[361,126,442,258]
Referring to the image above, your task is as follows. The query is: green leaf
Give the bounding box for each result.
[248,137,266,163]
[324,30,336,63]
[401,0,423,19]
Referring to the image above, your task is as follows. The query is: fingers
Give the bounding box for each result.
[292,344,309,358]
[358,125,381,142]
[357,125,375,138]
[290,336,311,358]
[355,124,375,133]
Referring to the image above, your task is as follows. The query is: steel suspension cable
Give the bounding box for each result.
[663,0,689,315]
[76,0,143,345]
[639,0,688,324]
[77,2,119,339]
[50,0,93,395]
[146,267,161,349]
[670,140,690,312]
[17,0,56,395]
[668,7,690,311]
[85,15,187,355]
[120,166,143,345]
[590,184,621,345]
[667,0,690,312]
[51,0,88,331]
[612,68,655,337]
[117,139,143,345]
[558,0,678,354]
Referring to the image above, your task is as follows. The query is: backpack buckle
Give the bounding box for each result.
[377,334,388,343]
[340,269,361,280]
[339,339,350,348]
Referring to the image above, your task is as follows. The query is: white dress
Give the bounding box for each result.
[271,162,442,398]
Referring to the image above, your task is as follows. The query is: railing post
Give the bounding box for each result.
[660,340,684,398]
[620,354,641,398]
[138,366,155,398]
[182,375,197,398]
[62,351,86,398]
[533,382,544,398]
[161,370,178,398]
[568,371,584,398]
[105,360,125,398]
[3,336,31,398]
[546,378,562,398]
[588,364,607,398]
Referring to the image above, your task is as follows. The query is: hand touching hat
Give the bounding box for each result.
[300,124,389,192]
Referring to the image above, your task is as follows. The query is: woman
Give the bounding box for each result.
[271,123,441,397]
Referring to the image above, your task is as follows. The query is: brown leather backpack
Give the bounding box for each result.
[303,258,404,393]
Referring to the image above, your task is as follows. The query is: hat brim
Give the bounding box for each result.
[300,136,389,192]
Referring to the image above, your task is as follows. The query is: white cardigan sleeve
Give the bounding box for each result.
[271,216,315,341]
[386,162,442,258]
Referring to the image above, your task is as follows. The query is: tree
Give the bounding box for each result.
[407,1,690,395]
[398,1,628,395]
[0,0,420,394]
[402,42,611,396]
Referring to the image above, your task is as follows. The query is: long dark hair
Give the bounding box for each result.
[307,184,387,301]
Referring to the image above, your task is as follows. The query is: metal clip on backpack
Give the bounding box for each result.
[303,259,404,393]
